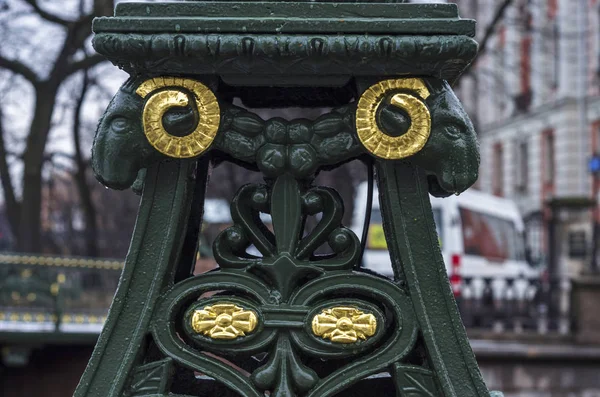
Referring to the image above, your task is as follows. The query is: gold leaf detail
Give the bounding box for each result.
[190,303,258,340]
[356,78,432,160]
[136,77,220,159]
[312,307,377,344]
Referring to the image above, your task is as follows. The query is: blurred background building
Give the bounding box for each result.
[456,0,600,279]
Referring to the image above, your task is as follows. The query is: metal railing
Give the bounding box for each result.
[0,253,574,339]
[457,275,571,336]
[0,253,122,334]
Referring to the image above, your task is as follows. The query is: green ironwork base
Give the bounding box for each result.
[75,2,500,396]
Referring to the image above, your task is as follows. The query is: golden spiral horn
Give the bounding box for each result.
[356,78,432,160]
[136,77,220,159]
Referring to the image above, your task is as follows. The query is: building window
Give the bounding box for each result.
[493,143,504,197]
[460,207,526,261]
[547,0,557,20]
[515,140,529,193]
[543,130,555,184]
[551,22,559,90]
[595,122,600,154]
[517,36,533,112]
[514,0,534,111]
[497,25,507,113]
[597,6,600,83]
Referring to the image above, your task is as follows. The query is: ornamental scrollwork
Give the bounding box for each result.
[79,2,495,396]
[87,71,481,395]
[150,174,418,397]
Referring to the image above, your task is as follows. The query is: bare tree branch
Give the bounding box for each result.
[0,55,38,84]
[72,70,98,256]
[0,107,21,236]
[48,17,95,81]
[66,54,106,76]
[22,0,71,26]
[457,0,514,82]
[0,0,114,253]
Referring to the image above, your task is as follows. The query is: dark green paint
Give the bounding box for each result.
[94,18,475,36]
[77,2,500,396]
[92,79,475,197]
[128,358,175,396]
[97,3,474,36]
[115,2,457,19]
[75,159,202,396]
[92,33,477,86]
[376,161,488,395]
[92,2,477,86]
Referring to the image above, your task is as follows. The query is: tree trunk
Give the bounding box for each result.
[73,73,98,257]
[74,162,98,257]
[17,83,59,253]
[0,112,20,236]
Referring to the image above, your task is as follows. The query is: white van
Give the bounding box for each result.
[351,182,539,295]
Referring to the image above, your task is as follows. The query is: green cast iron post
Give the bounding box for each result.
[75,1,502,396]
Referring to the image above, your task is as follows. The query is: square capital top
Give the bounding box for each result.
[92,1,478,85]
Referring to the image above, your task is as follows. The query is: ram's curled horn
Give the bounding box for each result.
[136,77,220,159]
[356,78,432,160]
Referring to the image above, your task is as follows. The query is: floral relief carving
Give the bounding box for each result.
[312,307,377,344]
[191,303,258,340]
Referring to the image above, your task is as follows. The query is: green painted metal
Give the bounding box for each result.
[76,1,501,396]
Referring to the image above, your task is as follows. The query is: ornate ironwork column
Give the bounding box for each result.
[75,1,501,396]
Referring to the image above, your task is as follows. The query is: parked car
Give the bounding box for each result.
[351,182,540,297]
